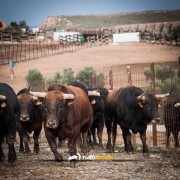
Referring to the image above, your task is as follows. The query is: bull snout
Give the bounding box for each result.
[20,114,30,121]
[46,121,58,129]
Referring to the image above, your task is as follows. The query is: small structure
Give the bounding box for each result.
[113,32,140,43]
[53,31,79,41]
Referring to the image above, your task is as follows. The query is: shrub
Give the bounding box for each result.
[62,68,75,84]
[76,67,96,87]
[26,69,45,91]
[143,65,180,96]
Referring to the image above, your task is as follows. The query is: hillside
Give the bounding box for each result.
[39,10,180,30]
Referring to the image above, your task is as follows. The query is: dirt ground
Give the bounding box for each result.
[0,42,180,179]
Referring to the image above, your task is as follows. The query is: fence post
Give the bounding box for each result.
[109,67,113,90]
[127,65,136,143]
[150,62,158,147]
[178,57,180,78]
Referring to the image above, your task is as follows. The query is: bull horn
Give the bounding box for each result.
[108,90,113,93]
[137,92,146,101]
[88,91,100,96]
[0,95,6,100]
[29,91,47,98]
[174,102,180,108]
[155,93,169,99]
[32,96,38,100]
[63,93,75,99]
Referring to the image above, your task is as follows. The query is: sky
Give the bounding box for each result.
[0,0,180,27]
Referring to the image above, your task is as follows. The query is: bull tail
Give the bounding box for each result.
[112,119,117,149]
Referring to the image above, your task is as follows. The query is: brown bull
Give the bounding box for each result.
[30,84,93,163]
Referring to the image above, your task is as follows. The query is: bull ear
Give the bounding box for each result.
[91,99,96,104]
[158,100,162,108]
[137,92,146,103]
[1,102,6,108]
[35,100,43,106]
[174,102,180,108]
[138,100,144,108]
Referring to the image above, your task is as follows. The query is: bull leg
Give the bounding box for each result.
[0,137,5,162]
[81,131,90,154]
[97,127,103,148]
[112,123,117,150]
[92,129,98,145]
[139,129,148,153]
[172,131,179,148]
[105,119,113,151]
[23,135,31,155]
[45,130,63,161]
[19,136,24,152]
[87,130,93,146]
[122,129,134,153]
[7,136,16,163]
[68,138,78,168]
[165,130,171,148]
[33,128,42,154]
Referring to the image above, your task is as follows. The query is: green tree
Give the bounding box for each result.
[10,21,20,31]
[19,20,29,31]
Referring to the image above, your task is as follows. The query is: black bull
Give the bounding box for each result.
[164,101,180,148]
[17,88,45,154]
[30,84,93,162]
[0,83,20,163]
[105,86,168,153]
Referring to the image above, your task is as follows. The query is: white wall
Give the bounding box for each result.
[113,32,140,43]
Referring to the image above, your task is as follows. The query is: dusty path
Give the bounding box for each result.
[0,42,179,93]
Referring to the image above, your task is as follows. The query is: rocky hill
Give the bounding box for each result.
[39,10,180,31]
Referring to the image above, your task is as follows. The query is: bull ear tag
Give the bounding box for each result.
[158,100,162,108]
[36,100,42,106]
[1,102,6,108]
[138,101,144,108]
[91,99,96,104]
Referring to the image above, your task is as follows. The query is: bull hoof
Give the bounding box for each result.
[143,152,149,157]
[70,160,76,168]
[98,144,104,149]
[127,151,134,155]
[19,148,24,153]
[24,151,31,156]
[8,154,16,163]
[81,147,90,154]
[33,150,39,154]
[55,154,63,162]
[0,155,5,162]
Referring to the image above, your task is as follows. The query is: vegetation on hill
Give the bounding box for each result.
[39,10,180,30]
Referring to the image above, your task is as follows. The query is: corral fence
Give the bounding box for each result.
[0,34,111,65]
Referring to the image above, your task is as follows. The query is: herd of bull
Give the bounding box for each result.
[0,82,179,165]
